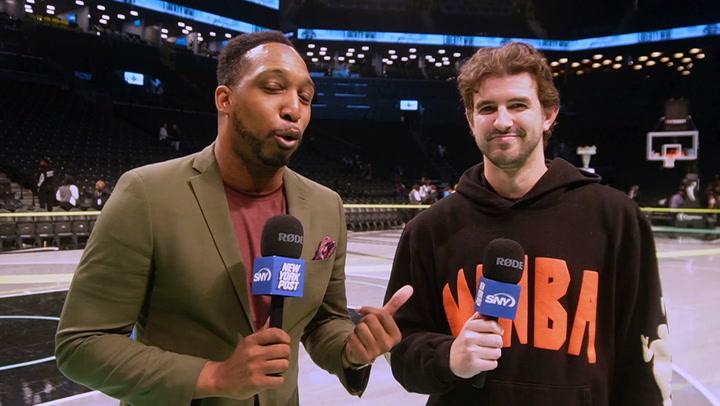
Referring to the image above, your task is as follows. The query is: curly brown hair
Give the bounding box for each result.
[457,42,560,139]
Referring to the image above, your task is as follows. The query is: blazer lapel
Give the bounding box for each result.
[282,169,313,329]
[188,144,253,331]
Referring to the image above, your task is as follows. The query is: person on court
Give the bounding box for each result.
[385,42,670,405]
[56,31,412,405]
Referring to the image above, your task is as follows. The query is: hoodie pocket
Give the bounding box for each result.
[485,380,593,406]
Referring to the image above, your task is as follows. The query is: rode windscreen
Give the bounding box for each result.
[253,215,305,330]
[261,215,304,258]
[473,238,525,388]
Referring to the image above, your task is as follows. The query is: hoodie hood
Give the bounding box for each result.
[456,158,600,213]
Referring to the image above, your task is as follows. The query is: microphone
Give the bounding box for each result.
[472,238,525,388]
[251,215,305,330]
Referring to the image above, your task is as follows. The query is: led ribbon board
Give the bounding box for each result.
[298,22,720,51]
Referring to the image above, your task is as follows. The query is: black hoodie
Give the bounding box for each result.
[385,158,669,405]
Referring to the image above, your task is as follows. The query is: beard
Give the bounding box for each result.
[476,127,542,170]
[231,113,300,169]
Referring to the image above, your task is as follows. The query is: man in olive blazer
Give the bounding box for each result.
[56,31,411,405]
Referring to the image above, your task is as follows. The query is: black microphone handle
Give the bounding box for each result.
[471,315,498,389]
[270,295,284,329]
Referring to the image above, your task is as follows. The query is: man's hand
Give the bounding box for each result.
[194,327,291,399]
[343,285,414,367]
[449,313,504,379]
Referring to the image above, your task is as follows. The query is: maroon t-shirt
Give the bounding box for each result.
[224,183,286,331]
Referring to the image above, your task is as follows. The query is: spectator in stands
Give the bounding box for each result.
[627,184,640,204]
[56,30,411,405]
[93,179,110,210]
[168,123,181,151]
[443,184,456,198]
[55,175,79,211]
[408,184,422,204]
[36,157,56,211]
[158,122,169,143]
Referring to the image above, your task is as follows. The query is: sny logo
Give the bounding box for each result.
[253,268,272,283]
[485,293,516,307]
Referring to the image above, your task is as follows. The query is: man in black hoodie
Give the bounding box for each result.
[384,42,670,405]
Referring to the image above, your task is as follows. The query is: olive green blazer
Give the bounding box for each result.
[56,144,358,405]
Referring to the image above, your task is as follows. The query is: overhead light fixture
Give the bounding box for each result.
[349,59,355,64]
[101,14,109,20]
[681,57,691,63]
[550,61,559,67]
[386,60,393,65]
[612,63,621,69]
[681,70,690,76]
[438,49,446,54]
[181,29,189,34]
[388,50,396,55]
[348,48,355,53]
[571,62,580,68]
[559,58,568,63]
[338,56,345,61]
[409,54,417,59]
[178,21,185,27]
[638,55,648,62]
[306,51,313,56]
[320,47,327,51]
[361,46,369,51]
[695,53,705,59]
[650,52,662,57]
[409,48,416,53]
[161,33,168,39]
[660,57,669,62]
[311,58,318,62]
[576,70,584,75]
[401,57,408,62]
[615,55,623,61]
[99,19,107,24]
[592,62,601,68]
[582,59,590,64]
[130,10,139,16]
[673,52,684,58]
[161,28,168,33]
[117,14,125,20]
[390,55,398,60]
[357,53,364,58]
[97,4,105,10]
[308,43,315,49]
[689,48,701,54]
[592,54,603,60]
[602,59,611,65]
[323,56,331,61]
[633,64,642,70]
[75,0,84,5]
[186,26,192,31]
[225,33,232,39]
[209,31,216,37]
[435,62,442,67]
[646,60,656,66]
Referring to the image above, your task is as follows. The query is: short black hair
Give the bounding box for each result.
[217,31,294,87]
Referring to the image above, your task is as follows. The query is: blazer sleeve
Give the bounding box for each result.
[55,170,207,405]
[300,192,370,395]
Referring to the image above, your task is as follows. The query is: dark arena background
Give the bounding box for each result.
[0,0,719,404]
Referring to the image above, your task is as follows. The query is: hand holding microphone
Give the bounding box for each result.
[450,238,525,387]
[194,215,303,399]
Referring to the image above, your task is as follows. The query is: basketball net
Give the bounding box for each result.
[663,153,677,168]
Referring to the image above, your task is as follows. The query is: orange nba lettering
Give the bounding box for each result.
[442,268,476,336]
[534,257,570,350]
[568,270,598,363]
